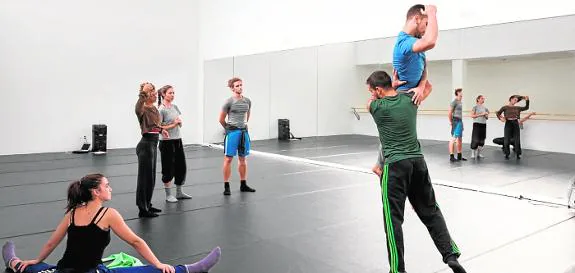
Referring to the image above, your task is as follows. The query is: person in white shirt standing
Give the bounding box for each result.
[470,95,489,159]
[158,85,192,202]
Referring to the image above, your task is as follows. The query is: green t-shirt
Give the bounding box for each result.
[369,93,423,164]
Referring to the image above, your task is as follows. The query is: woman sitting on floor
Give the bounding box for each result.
[2,173,221,273]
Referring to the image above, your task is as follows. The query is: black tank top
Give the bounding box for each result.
[57,207,111,272]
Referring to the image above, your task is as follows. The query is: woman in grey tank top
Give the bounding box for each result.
[470,95,489,159]
[157,85,191,202]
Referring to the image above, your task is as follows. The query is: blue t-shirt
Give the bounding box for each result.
[392,31,426,91]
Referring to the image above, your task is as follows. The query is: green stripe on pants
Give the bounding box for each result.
[451,240,461,254]
[381,164,399,273]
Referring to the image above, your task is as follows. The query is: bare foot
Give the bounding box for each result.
[372,165,382,177]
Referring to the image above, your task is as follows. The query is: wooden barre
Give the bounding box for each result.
[350,107,575,121]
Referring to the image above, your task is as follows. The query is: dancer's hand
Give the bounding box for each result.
[423,5,437,15]
[18,259,39,271]
[156,263,175,273]
[410,86,425,105]
[367,91,378,108]
[162,130,170,139]
[391,70,407,89]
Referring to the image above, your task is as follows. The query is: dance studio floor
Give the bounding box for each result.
[1,135,574,273]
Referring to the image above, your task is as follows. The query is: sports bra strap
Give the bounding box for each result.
[94,208,109,225]
[70,209,76,225]
[90,207,107,224]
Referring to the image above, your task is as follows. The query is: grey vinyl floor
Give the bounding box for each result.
[1,135,574,273]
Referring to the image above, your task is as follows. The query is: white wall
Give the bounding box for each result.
[200,0,575,60]
[354,55,575,154]
[202,43,363,143]
[202,39,575,154]
[356,15,575,65]
[0,0,200,155]
[466,55,575,154]
[234,54,272,141]
[202,58,233,144]
[467,54,575,116]
[317,43,363,136]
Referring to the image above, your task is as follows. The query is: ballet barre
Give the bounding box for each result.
[351,107,575,121]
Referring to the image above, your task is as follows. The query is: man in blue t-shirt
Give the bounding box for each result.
[372,4,438,180]
[392,4,438,105]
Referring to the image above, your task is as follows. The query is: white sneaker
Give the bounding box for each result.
[470,150,476,159]
[166,195,178,203]
[176,191,192,199]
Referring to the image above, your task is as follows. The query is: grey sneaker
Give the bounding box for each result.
[176,191,192,199]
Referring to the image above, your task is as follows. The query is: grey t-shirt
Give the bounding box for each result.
[450,99,463,119]
[158,104,182,140]
[472,104,489,124]
[222,96,251,129]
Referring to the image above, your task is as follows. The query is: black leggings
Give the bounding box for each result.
[503,120,521,155]
[493,137,515,146]
[159,138,187,185]
[470,123,486,149]
[136,133,159,213]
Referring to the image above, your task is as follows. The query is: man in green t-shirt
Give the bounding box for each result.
[366,70,466,273]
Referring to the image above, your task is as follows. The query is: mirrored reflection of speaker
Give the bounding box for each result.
[92,124,107,153]
[278,119,290,141]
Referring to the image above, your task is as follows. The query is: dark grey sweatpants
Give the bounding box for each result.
[136,133,159,213]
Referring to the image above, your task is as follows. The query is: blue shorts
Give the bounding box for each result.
[224,129,251,157]
[451,119,463,138]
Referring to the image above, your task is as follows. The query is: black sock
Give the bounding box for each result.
[457,153,462,160]
[240,180,256,192]
[223,182,231,195]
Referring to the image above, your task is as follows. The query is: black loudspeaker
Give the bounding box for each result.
[92,124,107,152]
[278,119,290,141]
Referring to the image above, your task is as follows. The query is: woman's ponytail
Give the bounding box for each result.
[66,174,104,212]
